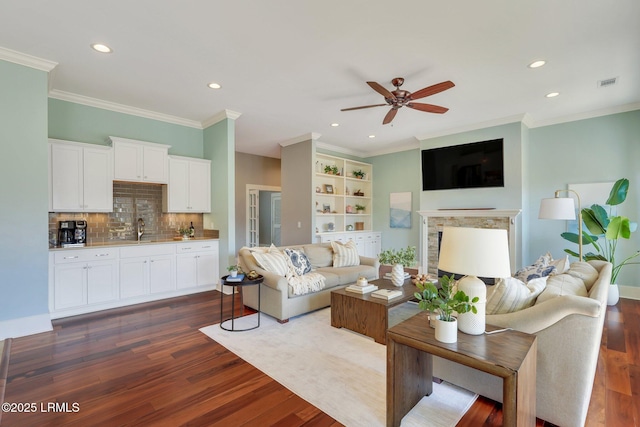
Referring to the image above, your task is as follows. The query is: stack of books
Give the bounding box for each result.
[345,284,378,294]
[226,274,245,282]
[371,289,403,300]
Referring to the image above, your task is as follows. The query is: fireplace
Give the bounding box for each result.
[418,209,521,277]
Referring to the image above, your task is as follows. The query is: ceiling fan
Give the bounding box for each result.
[341,78,455,125]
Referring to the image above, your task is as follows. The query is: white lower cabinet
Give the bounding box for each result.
[317,231,381,258]
[176,241,219,289]
[49,240,218,319]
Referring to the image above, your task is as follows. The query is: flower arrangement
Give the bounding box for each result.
[378,246,416,267]
[178,226,190,236]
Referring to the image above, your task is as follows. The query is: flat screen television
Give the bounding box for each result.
[421,138,504,191]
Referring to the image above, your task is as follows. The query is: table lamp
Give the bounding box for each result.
[538,189,582,260]
[438,226,511,335]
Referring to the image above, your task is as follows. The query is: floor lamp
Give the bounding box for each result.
[438,227,511,335]
[538,189,582,260]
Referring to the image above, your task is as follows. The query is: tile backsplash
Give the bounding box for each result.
[49,182,205,246]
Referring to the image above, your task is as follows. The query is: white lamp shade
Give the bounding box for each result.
[438,227,511,278]
[539,197,576,220]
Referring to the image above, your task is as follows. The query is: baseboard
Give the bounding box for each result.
[0,314,53,340]
[620,285,640,300]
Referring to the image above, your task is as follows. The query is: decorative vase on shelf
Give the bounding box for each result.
[607,284,620,306]
[435,318,458,343]
[391,263,405,287]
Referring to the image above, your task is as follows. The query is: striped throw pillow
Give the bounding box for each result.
[331,240,360,268]
[486,276,547,314]
[253,248,289,276]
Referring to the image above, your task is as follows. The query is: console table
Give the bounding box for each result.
[386,311,537,427]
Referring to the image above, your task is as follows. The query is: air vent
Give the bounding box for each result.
[598,77,618,88]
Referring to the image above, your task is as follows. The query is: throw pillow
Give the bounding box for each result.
[550,255,570,275]
[486,276,547,315]
[252,247,289,276]
[565,261,599,291]
[514,254,557,282]
[331,240,360,268]
[302,244,333,268]
[536,274,588,304]
[284,248,312,276]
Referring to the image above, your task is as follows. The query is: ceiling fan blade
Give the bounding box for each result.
[406,102,449,114]
[382,108,398,125]
[341,103,387,112]
[409,80,455,100]
[367,81,396,100]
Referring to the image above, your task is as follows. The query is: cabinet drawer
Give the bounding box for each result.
[54,248,117,264]
[120,244,176,258]
[175,241,218,253]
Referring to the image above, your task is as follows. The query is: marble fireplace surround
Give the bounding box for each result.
[418,209,521,276]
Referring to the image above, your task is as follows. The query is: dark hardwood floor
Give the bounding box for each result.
[1,292,638,426]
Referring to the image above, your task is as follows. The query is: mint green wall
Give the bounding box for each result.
[367,149,421,254]
[528,110,640,287]
[49,99,203,157]
[204,119,235,267]
[0,61,49,322]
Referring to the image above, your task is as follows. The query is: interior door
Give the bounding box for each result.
[248,189,259,247]
[271,193,281,246]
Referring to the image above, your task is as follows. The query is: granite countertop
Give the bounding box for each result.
[49,237,219,251]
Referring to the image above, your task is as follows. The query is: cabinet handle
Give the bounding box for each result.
[95,253,110,257]
[64,256,79,259]
[183,247,191,250]
[144,176,148,179]
[144,260,147,263]
[202,246,211,248]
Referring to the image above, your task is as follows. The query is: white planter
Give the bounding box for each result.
[230,270,238,278]
[607,283,620,306]
[391,263,405,287]
[435,318,458,343]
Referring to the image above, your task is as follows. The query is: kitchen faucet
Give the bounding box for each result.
[137,218,145,241]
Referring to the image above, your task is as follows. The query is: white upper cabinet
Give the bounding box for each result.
[109,136,170,184]
[163,156,211,213]
[49,139,113,212]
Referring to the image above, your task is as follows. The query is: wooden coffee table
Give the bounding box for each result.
[386,311,537,427]
[330,278,418,344]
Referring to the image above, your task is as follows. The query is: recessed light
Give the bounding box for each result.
[546,92,560,98]
[208,82,221,89]
[91,43,112,53]
[330,123,339,127]
[368,135,375,139]
[528,60,546,69]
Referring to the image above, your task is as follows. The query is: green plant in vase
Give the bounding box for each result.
[324,165,339,175]
[355,204,365,213]
[414,274,478,322]
[378,246,417,286]
[353,169,365,179]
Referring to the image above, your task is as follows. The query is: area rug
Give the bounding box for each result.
[200,303,477,427]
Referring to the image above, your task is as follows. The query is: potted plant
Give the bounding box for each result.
[414,274,478,343]
[355,204,365,213]
[324,165,339,175]
[178,226,191,240]
[378,246,416,287]
[353,169,365,179]
[560,178,639,304]
[227,264,242,278]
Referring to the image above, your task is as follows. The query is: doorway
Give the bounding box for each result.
[246,185,281,247]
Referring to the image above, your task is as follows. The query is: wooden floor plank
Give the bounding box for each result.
[2,291,640,426]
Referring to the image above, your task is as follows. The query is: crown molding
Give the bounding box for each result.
[361,139,420,158]
[528,102,640,128]
[315,140,368,157]
[0,46,58,72]
[48,90,202,129]
[201,109,242,128]
[416,114,528,141]
[279,132,322,147]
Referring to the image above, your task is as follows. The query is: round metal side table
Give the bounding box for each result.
[219,274,263,331]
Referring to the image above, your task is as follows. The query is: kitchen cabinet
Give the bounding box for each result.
[119,245,176,298]
[51,248,118,311]
[109,136,170,184]
[176,241,219,289]
[49,139,113,212]
[163,156,211,213]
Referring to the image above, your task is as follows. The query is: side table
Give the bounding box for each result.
[220,274,263,331]
[387,311,537,427]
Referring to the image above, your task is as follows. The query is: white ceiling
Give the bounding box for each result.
[1,1,639,158]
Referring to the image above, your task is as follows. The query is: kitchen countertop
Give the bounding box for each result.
[49,237,219,251]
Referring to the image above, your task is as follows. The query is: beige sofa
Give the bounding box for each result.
[238,243,379,322]
[433,260,611,427]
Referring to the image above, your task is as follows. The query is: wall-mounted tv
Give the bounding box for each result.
[421,138,504,191]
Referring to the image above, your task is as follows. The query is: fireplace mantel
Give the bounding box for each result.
[418,209,521,275]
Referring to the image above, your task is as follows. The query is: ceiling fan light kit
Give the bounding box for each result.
[341,77,455,124]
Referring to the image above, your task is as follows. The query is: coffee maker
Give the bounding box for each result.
[58,220,76,247]
[74,220,87,245]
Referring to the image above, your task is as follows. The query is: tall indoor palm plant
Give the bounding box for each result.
[561,178,639,283]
